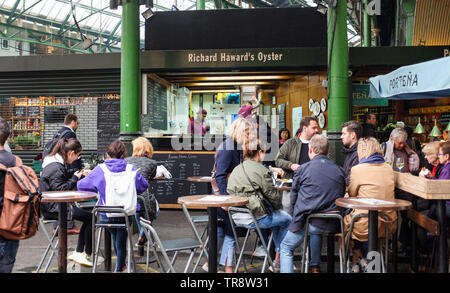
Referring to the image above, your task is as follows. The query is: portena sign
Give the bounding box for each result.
[187,51,284,64]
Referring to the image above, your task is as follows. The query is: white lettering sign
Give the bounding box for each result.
[187,52,284,64]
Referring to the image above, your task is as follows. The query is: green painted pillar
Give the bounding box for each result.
[328,0,349,131]
[120,0,141,155]
[363,0,371,47]
[327,0,349,166]
[197,0,206,10]
[403,0,416,46]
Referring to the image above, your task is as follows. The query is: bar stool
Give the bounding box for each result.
[301,212,346,273]
[35,217,59,273]
[228,206,274,273]
[91,206,136,273]
[345,213,393,273]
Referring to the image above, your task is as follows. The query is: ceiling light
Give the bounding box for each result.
[142,8,154,20]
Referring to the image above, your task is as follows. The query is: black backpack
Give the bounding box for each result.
[42,129,71,159]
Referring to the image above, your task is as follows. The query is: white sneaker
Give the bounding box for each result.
[68,251,83,262]
[87,254,104,265]
[252,245,267,258]
[351,263,360,273]
[202,262,208,272]
[73,252,93,267]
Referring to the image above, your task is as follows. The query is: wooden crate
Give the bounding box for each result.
[394,171,450,200]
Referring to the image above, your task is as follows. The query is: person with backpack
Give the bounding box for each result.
[40,138,94,266]
[0,119,21,272]
[77,140,149,272]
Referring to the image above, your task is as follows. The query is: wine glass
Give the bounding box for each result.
[395,157,405,171]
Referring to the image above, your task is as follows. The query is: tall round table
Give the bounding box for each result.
[41,191,98,273]
[187,176,213,194]
[177,195,249,273]
[335,197,411,272]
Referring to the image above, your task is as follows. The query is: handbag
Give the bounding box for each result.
[241,163,274,215]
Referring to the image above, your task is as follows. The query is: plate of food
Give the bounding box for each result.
[276,178,293,187]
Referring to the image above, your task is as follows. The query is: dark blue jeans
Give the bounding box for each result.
[100,215,132,272]
[0,236,19,273]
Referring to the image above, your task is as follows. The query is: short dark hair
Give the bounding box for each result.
[300,116,318,131]
[279,128,291,139]
[364,113,374,122]
[0,119,10,146]
[64,113,78,125]
[106,140,127,159]
[440,141,450,156]
[341,120,363,139]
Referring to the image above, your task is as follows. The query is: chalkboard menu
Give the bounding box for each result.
[27,106,41,117]
[97,98,120,153]
[278,103,286,129]
[149,152,215,204]
[14,106,26,117]
[144,78,167,131]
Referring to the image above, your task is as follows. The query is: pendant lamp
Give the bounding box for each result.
[429,118,442,137]
[413,117,426,134]
[445,122,450,132]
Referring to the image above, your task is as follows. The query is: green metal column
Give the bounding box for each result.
[328,0,349,131]
[197,0,206,10]
[363,0,371,47]
[120,0,141,154]
[327,0,349,166]
[403,0,416,46]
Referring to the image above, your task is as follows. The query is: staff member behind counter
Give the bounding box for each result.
[188,108,209,135]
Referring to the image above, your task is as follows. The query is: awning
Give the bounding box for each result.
[369,56,450,100]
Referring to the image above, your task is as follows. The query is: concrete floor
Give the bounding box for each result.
[11,208,417,273]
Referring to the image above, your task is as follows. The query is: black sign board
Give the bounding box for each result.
[14,106,26,117]
[145,8,326,50]
[143,78,167,131]
[44,107,69,123]
[27,106,40,117]
[149,152,215,204]
[97,98,120,153]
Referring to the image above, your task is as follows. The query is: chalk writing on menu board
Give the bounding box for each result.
[14,106,26,117]
[97,98,120,153]
[27,106,41,117]
[149,152,215,203]
[145,78,167,131]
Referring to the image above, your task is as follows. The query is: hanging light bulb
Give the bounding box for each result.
[413,117,426,134]
[428,118,442,137]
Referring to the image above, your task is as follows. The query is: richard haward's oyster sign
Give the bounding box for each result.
[187,51,284,64]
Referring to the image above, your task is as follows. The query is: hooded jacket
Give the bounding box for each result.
[77,158,149,213]
[40,154,79,214]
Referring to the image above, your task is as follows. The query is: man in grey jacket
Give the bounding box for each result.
[279,135,345,273]
[275,116,319,212]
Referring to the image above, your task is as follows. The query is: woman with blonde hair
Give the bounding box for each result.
[345,137,397,273]
[420,141,443,179]
[124,137,169,248]
[212,117,256,273]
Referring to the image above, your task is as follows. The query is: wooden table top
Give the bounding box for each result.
[41,191,98,203]
[187,176,213,183]
[178,195,249,208]
[394,171,450,200]
[335,197,412,211]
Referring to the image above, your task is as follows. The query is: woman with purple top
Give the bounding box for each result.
[437,141,450,221]
[77,140,149,272]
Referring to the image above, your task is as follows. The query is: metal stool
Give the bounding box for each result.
[35,217,59,273]
[91,206,136,273]
[181,204,209,272]
[301,212,346,273]
[228,207,274,273]
[345,213,393,273]
[139,217,202,273]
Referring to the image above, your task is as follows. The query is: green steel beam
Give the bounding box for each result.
[7,0,21,23]
[363,0,371,47]
[403,0,416,46]
[197,0,206,10]
[7,0,43,25]
[241,0,272,8]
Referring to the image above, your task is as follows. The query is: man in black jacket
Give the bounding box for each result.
[56,114,82,172]
[341,120,362,187]
[279,135,345,273]
[362,113,377,139]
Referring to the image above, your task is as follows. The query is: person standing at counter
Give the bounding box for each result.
[362,113,377,139]
[278,128,291,148]
[188,109,208,135]
[212,117,256,273]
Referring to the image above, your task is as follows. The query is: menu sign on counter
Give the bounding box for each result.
[97,98,120,153]
[149,152,215,206]
[144,78,167,131]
